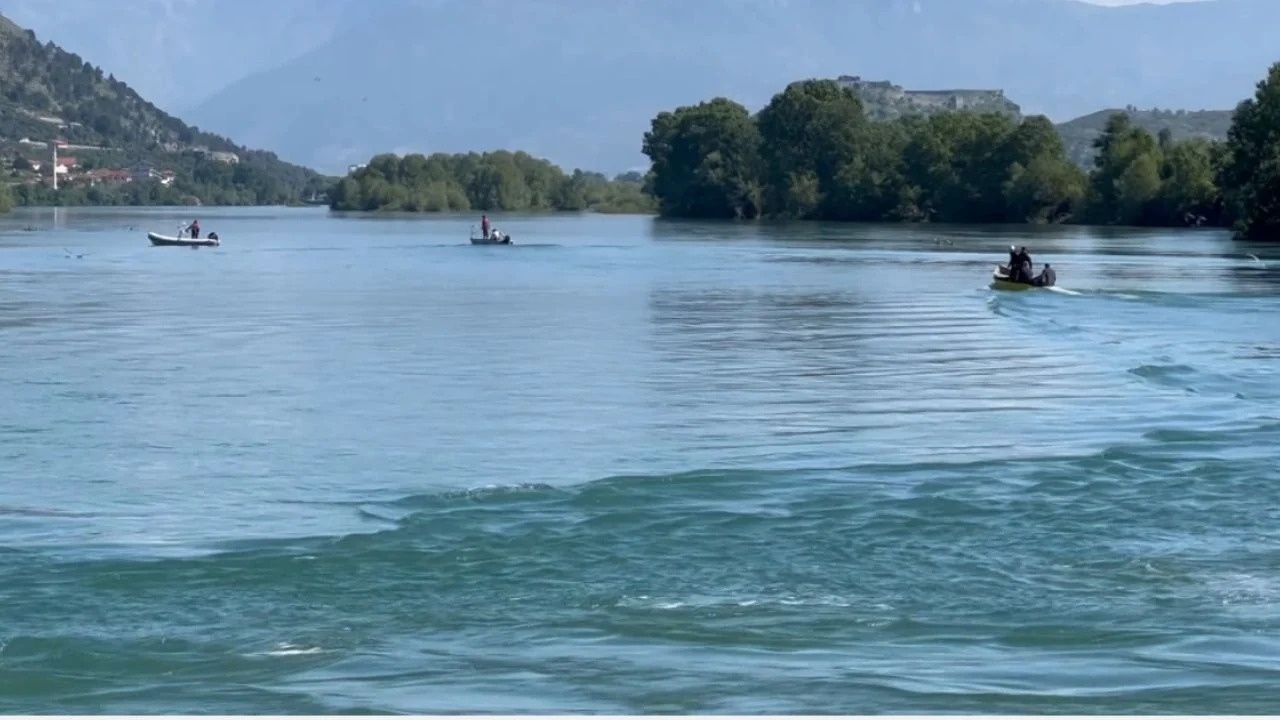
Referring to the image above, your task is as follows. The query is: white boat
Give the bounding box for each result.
[470,225,512,245]
[148,231,220,247]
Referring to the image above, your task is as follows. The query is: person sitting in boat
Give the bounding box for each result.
[480,214,490,240]
[1033,263,1056,287]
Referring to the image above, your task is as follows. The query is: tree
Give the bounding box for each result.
[823,120,909,221]
[1084,113,1163,224]
[1001,116,1086,223]
[1154,139,1223,226]
[1005,156,1086,223]
[1220,62,1280,239]
[329,177,365,211]
[1116,152,1163,224]
[325,150,640,213]
[755,80,865,218]
[935,112,1022,222]
[466,161,529,211]
[642,97,763,219]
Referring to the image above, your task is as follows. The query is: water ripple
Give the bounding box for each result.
[3,210,1280,712]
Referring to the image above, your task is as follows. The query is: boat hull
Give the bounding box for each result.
[149,232,219,247]
[991,264,1037,291]
[470,235,512,245]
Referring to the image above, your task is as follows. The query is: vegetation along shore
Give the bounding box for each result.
[5,6,1280,240]
[332,63,1280,240]
[638,62,1280,240]
[328,153,654,215]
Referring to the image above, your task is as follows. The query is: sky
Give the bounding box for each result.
[1083,0,1199,4]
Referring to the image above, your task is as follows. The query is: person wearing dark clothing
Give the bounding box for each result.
[189,219,200,239]
[1013,247,1034,282]
[1001,246,1039,283]
[480,215,490,239]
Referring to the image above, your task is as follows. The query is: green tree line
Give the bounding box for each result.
[328,151,654,214]
[642,62,1280,239]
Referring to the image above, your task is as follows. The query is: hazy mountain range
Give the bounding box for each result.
[3,0,1271,175]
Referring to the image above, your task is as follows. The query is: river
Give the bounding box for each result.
[2,205,1278,712]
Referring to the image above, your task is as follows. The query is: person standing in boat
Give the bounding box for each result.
[480,215,490,240]
[189,219,200,239]
[1012,246,1033,282]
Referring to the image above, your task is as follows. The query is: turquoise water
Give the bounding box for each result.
[2,206,1279,713]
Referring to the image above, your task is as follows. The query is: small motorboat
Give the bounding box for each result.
[470,230,512,245]
[992,264,1036,290]
[992,264,1055,291]
[149,231,220,247]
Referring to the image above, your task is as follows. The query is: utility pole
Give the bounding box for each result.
[51,140,58,191]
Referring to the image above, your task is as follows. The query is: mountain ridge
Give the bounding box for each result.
[0,0,349,114]
[178,0,1272,175]
[1055,107,1234,167]
[0,0,1261,178]
[0,12,328,207]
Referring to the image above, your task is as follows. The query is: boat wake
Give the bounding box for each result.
[1045,286,1082,296]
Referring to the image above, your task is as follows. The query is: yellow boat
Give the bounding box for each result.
[991,264,1038,291]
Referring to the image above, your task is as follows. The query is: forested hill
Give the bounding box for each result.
[1056,108,1234,167]
[0,13,329,207]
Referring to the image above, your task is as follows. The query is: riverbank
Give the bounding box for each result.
[3,202,1255,234]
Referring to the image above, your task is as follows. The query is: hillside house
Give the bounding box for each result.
[54,157,78,175]
[82,169,132,185]
[126,162,176,185]
[129,162,156,182]
[193,147,241,164]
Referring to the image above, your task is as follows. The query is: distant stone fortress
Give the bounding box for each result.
[834,75,1022,119]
